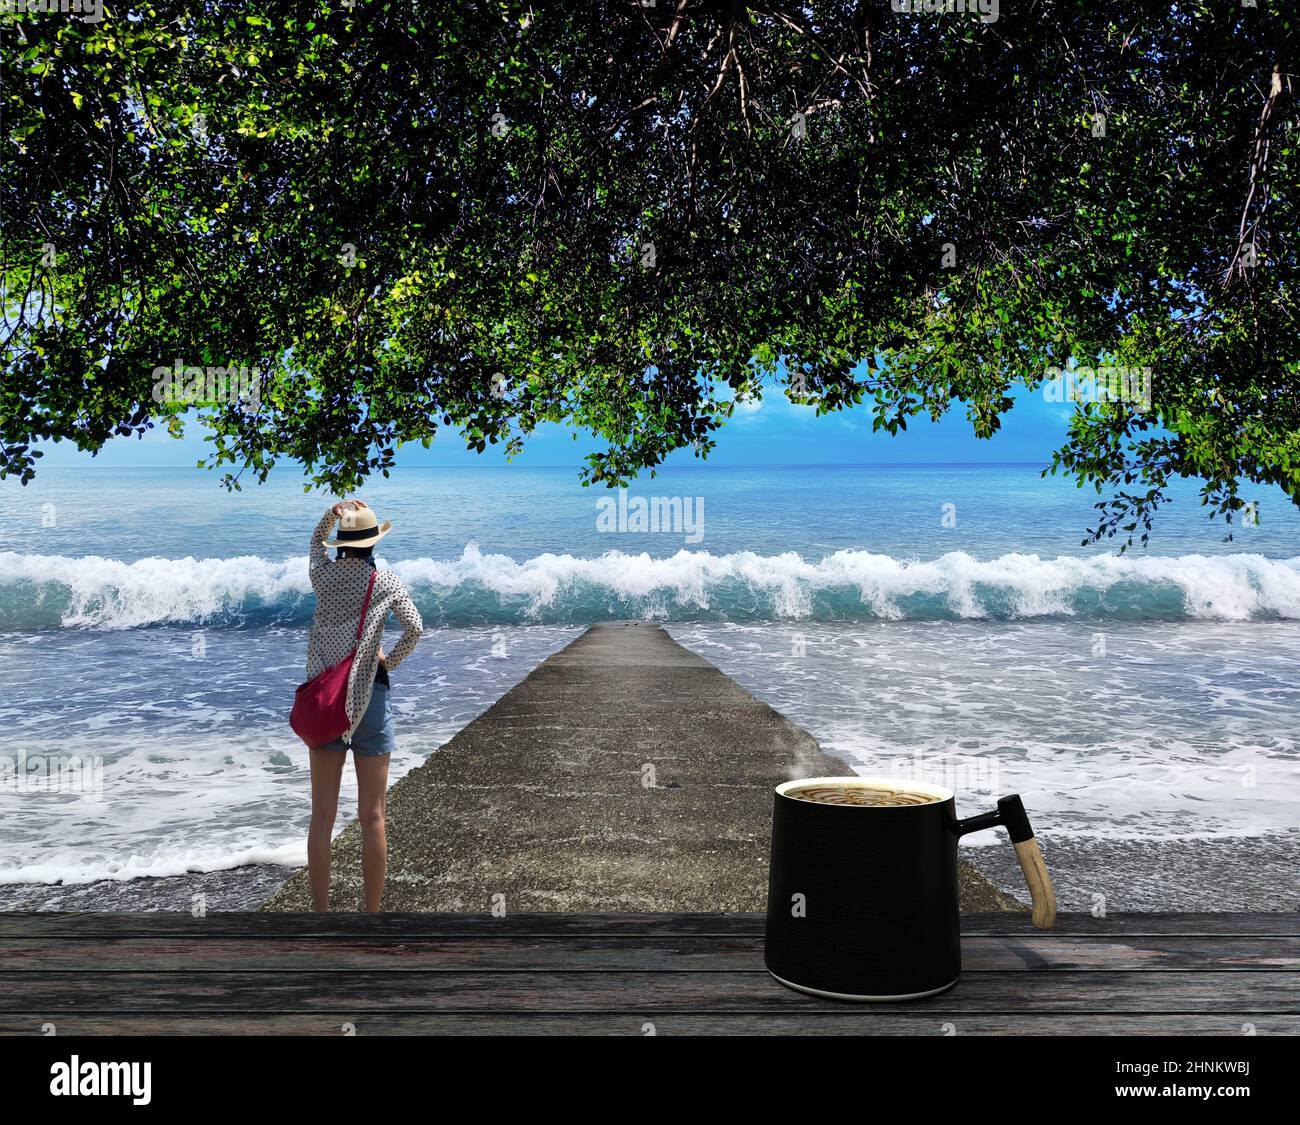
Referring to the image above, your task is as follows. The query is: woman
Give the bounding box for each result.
[305,499,423,911]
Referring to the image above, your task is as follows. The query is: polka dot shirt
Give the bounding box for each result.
[306,508,424,738]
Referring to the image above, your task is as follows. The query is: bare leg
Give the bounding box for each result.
[308,748,346,911]
[355,753,391,912]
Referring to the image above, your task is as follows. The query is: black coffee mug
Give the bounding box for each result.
[764,776,1055,1001]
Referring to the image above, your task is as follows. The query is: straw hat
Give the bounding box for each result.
[324,506,392,548]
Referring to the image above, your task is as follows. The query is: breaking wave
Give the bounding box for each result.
[1,546,1298,629]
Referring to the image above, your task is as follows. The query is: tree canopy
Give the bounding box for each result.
[3,1,1297,546]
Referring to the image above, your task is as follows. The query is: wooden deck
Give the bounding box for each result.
[1,911,1295,1035]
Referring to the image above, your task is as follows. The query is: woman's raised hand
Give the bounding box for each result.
[330,499,369,519]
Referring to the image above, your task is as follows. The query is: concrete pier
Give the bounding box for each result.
[261,622,1020,913]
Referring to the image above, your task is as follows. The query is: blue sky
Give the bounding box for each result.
[37,382,1075,473]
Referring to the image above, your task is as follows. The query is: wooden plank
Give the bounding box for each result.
[0,911,1294,939]
[0,911,762,939]
[1,1012,1293,1036]
[960,913,1300,937]
[2,970,1294,1013]
[1,935,1294,972]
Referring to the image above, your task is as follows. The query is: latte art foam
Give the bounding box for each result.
[787,784,939,807]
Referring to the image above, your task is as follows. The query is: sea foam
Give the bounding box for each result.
[1,546,1298,628]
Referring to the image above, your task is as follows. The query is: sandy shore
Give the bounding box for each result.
[4,832,1296,913]
[0,864,297,912]
[969,833,1300,913]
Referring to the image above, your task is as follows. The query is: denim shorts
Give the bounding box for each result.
[321,683,395,757]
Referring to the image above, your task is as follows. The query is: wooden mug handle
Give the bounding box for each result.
[957,795,1057,929]
[1012,836,1057,930]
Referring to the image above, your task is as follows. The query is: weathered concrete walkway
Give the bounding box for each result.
[262,622,1018,913]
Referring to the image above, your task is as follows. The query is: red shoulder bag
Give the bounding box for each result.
[290,569,377,748]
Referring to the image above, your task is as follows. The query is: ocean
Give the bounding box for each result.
[1,463,1297,911]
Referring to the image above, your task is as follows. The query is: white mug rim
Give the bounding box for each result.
[775,775,954,805]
